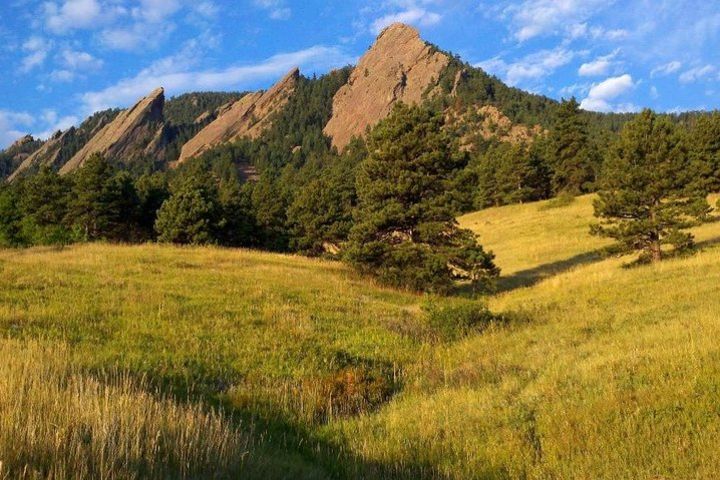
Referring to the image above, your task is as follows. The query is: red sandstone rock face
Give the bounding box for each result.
[175,68,300,165]
[323,23,450,151]
[60,87,166,174]
[9,129,75,182]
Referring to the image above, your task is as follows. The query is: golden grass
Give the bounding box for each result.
[0,340,249,479]
[4,194,720,478]
[328,195,720,479]
[458,194,611,278]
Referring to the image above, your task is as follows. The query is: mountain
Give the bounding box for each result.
[8,109,118,182]
[0,135,44,180]
[2,22,580,182]
[324,23,450,151]
[176,67,300,165]
[59,88,167,174]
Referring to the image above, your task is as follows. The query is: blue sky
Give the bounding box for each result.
[1,0,719,147]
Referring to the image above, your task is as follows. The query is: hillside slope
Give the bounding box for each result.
[3,199,720,478]
[329,196,720,478]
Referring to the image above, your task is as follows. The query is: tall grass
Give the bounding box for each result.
[0,340,250,479]
[4,193,720,478]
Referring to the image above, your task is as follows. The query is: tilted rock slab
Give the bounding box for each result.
[323,23,450,151]
[8,129,75,182]
[175,68,300,165]
[60,87,166,174]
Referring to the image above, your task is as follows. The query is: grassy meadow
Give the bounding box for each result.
[2,194,720,478]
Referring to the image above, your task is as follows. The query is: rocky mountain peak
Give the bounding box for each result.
[175,67,300,165]
[59,87,166,174]
[10,135,35,150]
[323,22,450,150]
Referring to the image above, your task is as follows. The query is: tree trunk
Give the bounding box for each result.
[650,239,662,262]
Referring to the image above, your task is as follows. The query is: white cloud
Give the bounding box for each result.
[679,65,716,83]
[132,0,181,23]
[254,0,291,20]
[651,61,682,77]
[97,0,183,51]
[192,1,219,18]
[476,48,575,87]
[578,50,619,77]
[560,82,591,97]
[60,49,104,71]
[78,45,355,114]
[502,0,610,41]
[580,74,636,112]
[34,111,80,140]
[43,0,114,33]
[569,22,629,41]
[100,22,176,51]
[371,8,442,34]
[49,49,104,82]
[19,36,52,73]
[0,111,35,148]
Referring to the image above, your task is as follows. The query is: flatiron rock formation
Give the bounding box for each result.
[323,23,450,151]
[176,68,300,165]
[60,87,167,174]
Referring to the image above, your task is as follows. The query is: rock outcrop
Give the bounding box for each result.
[323,23,450,151]
[176,68,300,165]
[60,87,167,174]
[8,129,74,182]
[447,105,544,150]
[9,135,35,151]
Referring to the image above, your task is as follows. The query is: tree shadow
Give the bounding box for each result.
[87,364,464,479]
[493,250,607,293]
[696,235,720,250]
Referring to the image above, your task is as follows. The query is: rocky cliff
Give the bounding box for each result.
[8,129,75,181]
[176,68,300,165]
[59,87,167,174]
[323,23,450,151]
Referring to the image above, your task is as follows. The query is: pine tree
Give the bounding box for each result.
[154,159,222,245]
[549,98,598,195]
[17,166,72,245]
[689,112,720,192]
[345,103,499,293]
[64,154,139,241]
[0,185,22,247]
[135,172,170,240]
[287,148,361,255]
[474,142,550,208]
[592,110,710,263]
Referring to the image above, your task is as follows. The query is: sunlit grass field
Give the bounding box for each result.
[3,194,720,478]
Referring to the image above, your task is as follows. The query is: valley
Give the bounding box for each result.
[2,195,720,478]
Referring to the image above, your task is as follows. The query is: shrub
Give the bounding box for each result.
[423,300,497,341]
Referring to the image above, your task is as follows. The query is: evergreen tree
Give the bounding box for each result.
[155,188,220,245]
[64,154,139,241]
[549,98,598,194]
[216,168,257,247]
[287,151,359,255]
[0,185,22,247]
[250,169,292,251]
[474,142,550,208]
[155,159,222,245]
[17,166,72,245]
[345,103,499,293]
[592,110,710,263]
[688,112,720,192]
[135,172,170,240]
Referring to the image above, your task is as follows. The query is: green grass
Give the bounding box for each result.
[4,194,720,478]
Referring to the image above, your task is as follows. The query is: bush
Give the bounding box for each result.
[423,301,497,341]
[539,191,576,210]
